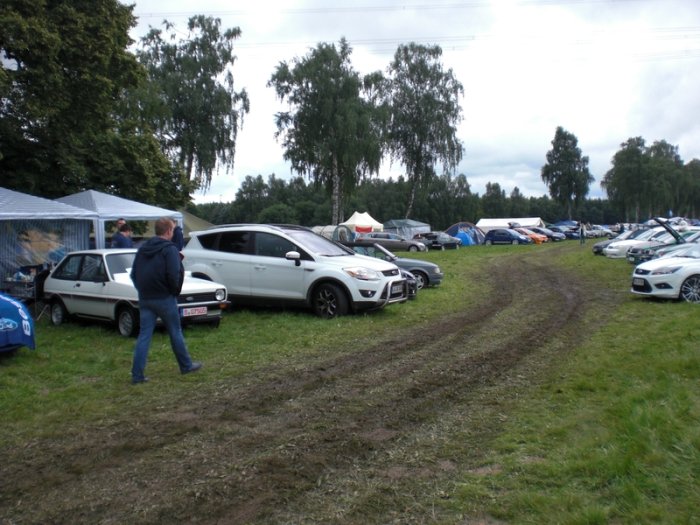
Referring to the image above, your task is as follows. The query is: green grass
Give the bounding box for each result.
[1,242,698,523]
[452,251,700,524]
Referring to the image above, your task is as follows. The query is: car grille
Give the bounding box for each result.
[177,292,219,304]
[634,268,651,275]
[382,268,400,277]
[632,280,652,293]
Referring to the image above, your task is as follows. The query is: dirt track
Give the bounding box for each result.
[0,248,619,524]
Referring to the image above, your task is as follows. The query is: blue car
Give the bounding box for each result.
[483,228,533,245]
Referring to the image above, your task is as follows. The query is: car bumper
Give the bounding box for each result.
[630,276,679,299]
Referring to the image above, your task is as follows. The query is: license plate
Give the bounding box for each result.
[181,306,207,317]
[391,283,404,295]
[633,278,645,287]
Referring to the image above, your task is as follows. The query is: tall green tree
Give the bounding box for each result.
[601,137,647,222]
[383,43,464,219]
[134,15,250,193]
[481,182,507,218]
[0,0,160,198]
[268,39,382,224]
[541,126,594,220]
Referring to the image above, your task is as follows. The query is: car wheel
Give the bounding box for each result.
[413,271,428,290]
[50,300,68,326]
[408,245,418,252]
[312,283,348,319]
[117,306,139,337]
[485,240,492,245]
[679,275,700,303]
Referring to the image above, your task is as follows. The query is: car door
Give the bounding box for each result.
[205,230,253,297]
[71,254,114,318]
[249,232,309,300]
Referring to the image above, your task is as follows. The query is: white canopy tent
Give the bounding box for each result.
[57,190,183,249]
[0,187,98,280]
[476,217,545,233]
[340,211,383,233]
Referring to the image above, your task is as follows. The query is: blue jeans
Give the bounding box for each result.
[131,296,193,381]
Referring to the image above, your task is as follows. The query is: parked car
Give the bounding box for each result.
[43,249,228,337]
[603,227,669,258]
[549,225,580,240]
[631,244,700,303]
[483,228,533,245]
[528,226,565,242]
[626,230,696,265]
[353,231,427,252]
[412,231,461,250]
[591,228,647,255]
[183,224,408,318]
[347,243,444,289]
[654,234,700,259]
[585,225,614,238]
[514,227,548,244]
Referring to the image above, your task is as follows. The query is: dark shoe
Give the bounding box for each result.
[132,377,149,385]
[182,362,202,375]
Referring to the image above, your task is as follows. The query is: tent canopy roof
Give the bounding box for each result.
[57,190,182,222]
[0,187,98,220]
[476,217,545,231]
[383,218,429,228]
[340,211,383,232]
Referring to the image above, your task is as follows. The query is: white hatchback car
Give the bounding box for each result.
[182,224,408,318]
[44,249,228,336]
[631,244,700,303]
[603,227,668,258]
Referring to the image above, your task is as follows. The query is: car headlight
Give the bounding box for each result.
[433,266,441,274]
[215,288,226,301]
[651,266,681,275]
[344,266,382,281]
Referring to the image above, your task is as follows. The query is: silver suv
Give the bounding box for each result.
[182,224,408,318]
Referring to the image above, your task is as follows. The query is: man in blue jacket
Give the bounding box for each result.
[130,217,201,384]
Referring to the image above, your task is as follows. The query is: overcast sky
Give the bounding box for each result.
[128,0,700,204]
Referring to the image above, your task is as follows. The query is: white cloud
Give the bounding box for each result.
[128,0,700,204]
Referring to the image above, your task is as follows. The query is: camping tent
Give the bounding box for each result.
[0,187,97,283]
[340,211,383,233]
[312,224,355,242]
[383,219,430,239]
[445,221,486,245]
[475,217,545,233]
[57,190,183,249]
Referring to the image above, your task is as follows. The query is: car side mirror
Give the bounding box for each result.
[285,250,301,267]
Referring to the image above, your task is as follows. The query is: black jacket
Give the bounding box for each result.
[130,237,184,299]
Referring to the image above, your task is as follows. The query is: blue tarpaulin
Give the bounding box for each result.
[0,293,35,352]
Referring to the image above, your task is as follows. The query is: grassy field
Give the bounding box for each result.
[1,242,698,523]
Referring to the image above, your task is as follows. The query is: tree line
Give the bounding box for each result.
[190,173,617,230]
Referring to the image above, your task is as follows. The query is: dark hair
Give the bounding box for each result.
[119,223,132,233]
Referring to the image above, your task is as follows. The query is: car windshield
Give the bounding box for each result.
[373,243,397,259]
[675,245,700,259]
[106,252,136,276]
[285,229,352,257]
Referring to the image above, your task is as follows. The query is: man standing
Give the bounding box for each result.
[130,217,201,384]
[111,218,127,247]
[112,223,134,248]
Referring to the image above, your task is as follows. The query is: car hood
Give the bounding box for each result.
[332,253,400,272]
[653,217,684,243]
[113,272,225,293]
[635,255,700,272]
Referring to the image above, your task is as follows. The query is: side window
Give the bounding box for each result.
[52,255,81,280]
[80,254,106,282]
[197,233,220,250]
[254,232,296,258]
[218,231,250,254]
